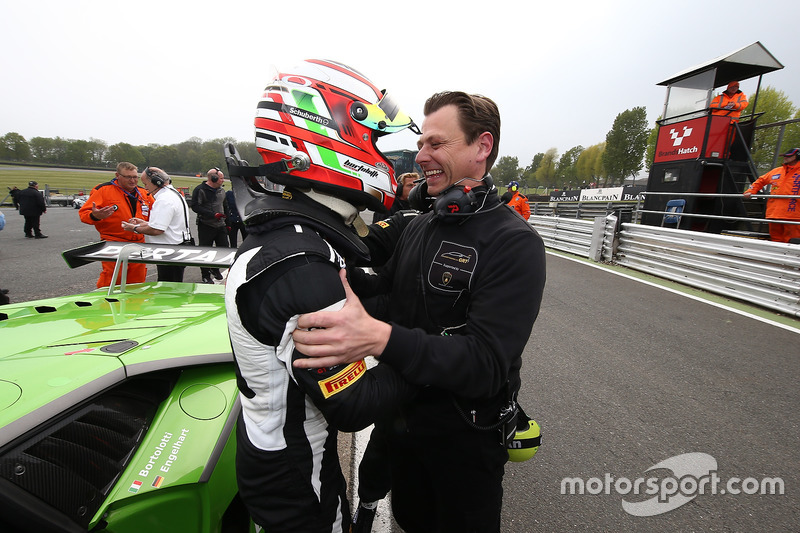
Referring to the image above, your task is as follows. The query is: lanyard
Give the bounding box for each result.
[111,179,146,214]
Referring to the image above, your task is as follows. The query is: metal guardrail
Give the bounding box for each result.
[531,201,637,220]
[528,214,621,262]
[640,191,800,229]
[529,215,600,258]
[615,223,800,317]
[528,214,800,318]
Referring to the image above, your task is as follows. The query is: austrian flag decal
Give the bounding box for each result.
[318,361,367,398]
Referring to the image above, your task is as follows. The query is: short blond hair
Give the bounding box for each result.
[117,161,137,173]
[398,172,419,184]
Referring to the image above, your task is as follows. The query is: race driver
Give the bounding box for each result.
[224,59,419,533]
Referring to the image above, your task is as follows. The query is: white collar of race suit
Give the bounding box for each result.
[305,189,359,226]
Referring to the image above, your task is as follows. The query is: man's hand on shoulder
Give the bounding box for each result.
[292,269,391,369]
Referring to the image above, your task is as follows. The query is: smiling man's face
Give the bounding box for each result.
[415,104,489,196]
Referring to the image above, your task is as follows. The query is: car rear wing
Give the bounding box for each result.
[62,241,237,294]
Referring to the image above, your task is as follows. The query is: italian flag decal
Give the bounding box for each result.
[129,480,143,493]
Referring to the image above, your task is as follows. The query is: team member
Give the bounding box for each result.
[710,81,748,121]
[121,167,192,281]
[502,180,531,219]
[224,59,420,533]
[17,181,47,238]
[390,172,418,214]
[744,147,800,243]
[79,162,154,287]
[191,168,228,283]
[373,171,418,222]
[293,91,547,532]
[352,201,542,531]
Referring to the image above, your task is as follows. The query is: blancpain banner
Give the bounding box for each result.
[579,187,624,202]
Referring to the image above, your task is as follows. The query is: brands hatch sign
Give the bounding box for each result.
[654,116,734,163]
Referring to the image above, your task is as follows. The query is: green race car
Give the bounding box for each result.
[0,242,254,533]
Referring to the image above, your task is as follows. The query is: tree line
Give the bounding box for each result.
[2,87,798,188]
[0,134,260,176]
[490,86,800,191]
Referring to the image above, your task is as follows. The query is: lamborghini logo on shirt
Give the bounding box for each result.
[429,241,477,292]
[319,360,367,398]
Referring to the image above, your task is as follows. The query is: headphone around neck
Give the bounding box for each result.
[409,174,495,220]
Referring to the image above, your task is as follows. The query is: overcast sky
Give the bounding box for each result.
[2,0,797,167]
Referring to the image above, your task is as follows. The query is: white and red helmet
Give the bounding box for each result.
[255,59,419,212]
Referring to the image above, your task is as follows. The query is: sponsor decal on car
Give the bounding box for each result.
[138,429,190,478]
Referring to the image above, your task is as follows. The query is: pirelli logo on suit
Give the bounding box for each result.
[318,360,367,398]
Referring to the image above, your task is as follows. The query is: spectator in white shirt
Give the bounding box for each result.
[121,167,192,281]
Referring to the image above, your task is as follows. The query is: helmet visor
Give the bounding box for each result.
[356,91,419,134]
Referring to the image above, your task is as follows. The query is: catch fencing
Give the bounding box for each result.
[528,213,800,318]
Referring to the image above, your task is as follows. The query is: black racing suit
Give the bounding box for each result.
[357,210,418,268]
[349,187,546,532]
[226,215,415,533]
[352,210,419,507]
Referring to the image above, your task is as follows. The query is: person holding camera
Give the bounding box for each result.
[79,162,154,287]
[121,167,192,282]
[191,167,229,283]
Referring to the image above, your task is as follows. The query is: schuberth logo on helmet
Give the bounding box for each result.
[287,106,332,127]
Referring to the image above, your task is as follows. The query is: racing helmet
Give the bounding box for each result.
[507,418,541,462]
[508,180,519,191]
[255,59,419,212]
